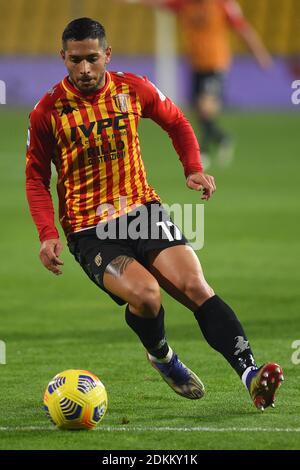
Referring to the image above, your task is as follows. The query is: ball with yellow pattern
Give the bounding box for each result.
[43,369,108,429]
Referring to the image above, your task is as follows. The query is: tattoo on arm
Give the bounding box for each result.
[105,256,134,278]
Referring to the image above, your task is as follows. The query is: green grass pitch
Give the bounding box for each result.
[0,108,299,450]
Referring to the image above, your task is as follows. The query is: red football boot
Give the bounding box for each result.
[248,363,284,411]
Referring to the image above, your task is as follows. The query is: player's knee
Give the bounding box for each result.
[183,274,214,306]
[130,281,161,318]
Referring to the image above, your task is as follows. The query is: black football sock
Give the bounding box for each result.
[194,295,257,377]
[125,304,170,359]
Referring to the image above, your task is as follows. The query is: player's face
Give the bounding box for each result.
[61,38,112,94]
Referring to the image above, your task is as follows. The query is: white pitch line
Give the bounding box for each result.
[0,426,300,433]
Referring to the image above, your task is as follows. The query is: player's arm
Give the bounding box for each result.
[140,78,216,200]
[224,0,273,70]
[26,107,64,275]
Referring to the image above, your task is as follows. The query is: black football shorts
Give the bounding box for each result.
[67,202,188,305]
[191,71,225,103]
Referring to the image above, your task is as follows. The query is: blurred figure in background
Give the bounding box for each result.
[129,0,273,167]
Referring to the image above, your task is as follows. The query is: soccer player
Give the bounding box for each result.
[26,18,283,410]
[128,0,273,166]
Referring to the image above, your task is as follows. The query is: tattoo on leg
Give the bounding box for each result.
[105,256,134,278]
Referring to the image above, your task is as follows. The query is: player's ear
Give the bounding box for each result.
[105,47,112,65]
[60,49,66,61]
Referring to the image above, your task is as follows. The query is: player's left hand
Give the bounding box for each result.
[186,172,216,200]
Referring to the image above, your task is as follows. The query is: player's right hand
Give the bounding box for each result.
[39,239,64,275]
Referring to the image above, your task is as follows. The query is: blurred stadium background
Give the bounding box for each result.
[1,0,300,107]
[0,0,300,451]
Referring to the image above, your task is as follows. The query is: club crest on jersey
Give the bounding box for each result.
[113,94,130,113]
[94,253,102,267]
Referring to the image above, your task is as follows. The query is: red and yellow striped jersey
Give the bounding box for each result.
[26,72,202,241]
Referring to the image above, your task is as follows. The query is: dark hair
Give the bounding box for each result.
[62,17,107,50]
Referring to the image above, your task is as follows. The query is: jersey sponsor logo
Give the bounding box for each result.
[70,115,128,141]
[86,139,126,165]
[113,93,130,113]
